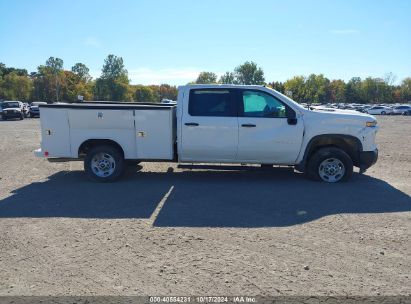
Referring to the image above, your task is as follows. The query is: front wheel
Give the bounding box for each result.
[306,147,353,183]
[84,145,125,182]
[381,111,386,115]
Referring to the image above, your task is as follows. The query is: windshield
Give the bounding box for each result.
[265,87,305,110]
[3,102,20,108]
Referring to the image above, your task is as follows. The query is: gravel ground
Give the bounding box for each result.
[0,116,410,296]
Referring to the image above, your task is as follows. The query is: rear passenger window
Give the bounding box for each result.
[189,89,235,117]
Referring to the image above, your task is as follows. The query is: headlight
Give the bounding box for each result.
[366,121,377,127]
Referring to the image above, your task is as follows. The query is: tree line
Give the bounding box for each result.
[0,55,178,103]
[1,56,410,104]
[196,62,411,104]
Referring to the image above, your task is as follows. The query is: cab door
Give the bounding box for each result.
[180,88,239,162]
[236,89,304,164]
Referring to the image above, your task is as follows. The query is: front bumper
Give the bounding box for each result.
[2,111,22,118]
[359,149,378,173]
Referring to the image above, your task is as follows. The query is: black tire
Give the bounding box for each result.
[306,147,353,182]
[84,145,124,182]
[2,117,7,121]
[381,111,386,115]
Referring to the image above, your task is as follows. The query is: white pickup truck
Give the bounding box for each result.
[35,85,378,183]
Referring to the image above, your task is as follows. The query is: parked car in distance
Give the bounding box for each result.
[35,84,379,183]
[402,109,411,116]
[392,105,411,115]
[161,98,177,105]
[1,101,25,120]
[366,106,393,115]
[29,101,47,117]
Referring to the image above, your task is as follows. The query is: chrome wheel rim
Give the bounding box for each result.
[91,152,116,178]
[318,158,345,183]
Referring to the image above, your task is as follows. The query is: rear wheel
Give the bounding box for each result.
[84,145,124,182]
[381,111,386,115]
[306,147,353,183]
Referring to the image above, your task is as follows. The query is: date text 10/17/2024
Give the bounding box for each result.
[149,296,257,303]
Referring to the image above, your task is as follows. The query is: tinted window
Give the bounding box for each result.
[241,90,287,118]
[189,89,235,117]
[2,102,20,108]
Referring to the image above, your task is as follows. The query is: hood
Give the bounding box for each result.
[310,107,374,118]
[300,107,376,127]
[3,107,22,112]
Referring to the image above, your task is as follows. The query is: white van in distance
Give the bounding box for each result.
[35,85,379,183]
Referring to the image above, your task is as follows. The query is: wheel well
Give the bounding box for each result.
[304,135,362,167]
[78,139,125,158]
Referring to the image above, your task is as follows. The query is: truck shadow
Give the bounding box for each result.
[0,167,410,227]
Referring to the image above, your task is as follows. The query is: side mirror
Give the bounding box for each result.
[287,118,297,125]
[286,107,297,125]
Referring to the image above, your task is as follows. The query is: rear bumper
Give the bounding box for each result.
[359,149,378,172]
[34,148,78,162]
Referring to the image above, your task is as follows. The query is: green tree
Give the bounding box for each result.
[32,65,57,102]
[303,74,330,104]
[362,77,393,104]
[101,54,128,80]
[134,85,156,102]
[95,54,130,100]
[268,81,285,93]
[113,79,134,101]
[71,63,91,82]
[219,72,236,84]
[345,77,364,103]
[0,72,33,101]
[45,57,64,102]
[328,79,346,103]
[60,71,93,102]
[157,84,178,101]
[0,63,6,79]
[196,72,218,84]
[284,76,306,103]
[400,77,411,101]
[0,63,28,78]
[46,57,63,72]
[234,61,265,85]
